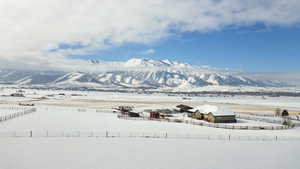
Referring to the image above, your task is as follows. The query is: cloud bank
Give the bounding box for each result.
[0,0,300,71]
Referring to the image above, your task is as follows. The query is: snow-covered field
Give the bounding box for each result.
[0,87,300,169]
[0,106,25,116]
[1,106,299,137]
[1,138,299,169]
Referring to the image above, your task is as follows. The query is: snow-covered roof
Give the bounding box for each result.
[209,112,235,116]
[194,104,234,116]
[195,104,218,114]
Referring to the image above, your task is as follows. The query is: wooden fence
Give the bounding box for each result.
[0,130,299,141]
[235,113,300,127]
[237,112,300,122]
[0,108,36,123]
[117,115,289,130]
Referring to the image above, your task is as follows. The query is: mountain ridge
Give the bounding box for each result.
[0,58,295,89]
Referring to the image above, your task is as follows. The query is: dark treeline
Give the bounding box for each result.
[11,86,300,97]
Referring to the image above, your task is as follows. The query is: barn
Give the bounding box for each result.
[192,104,236,123]
[143,109,161,119]
[205,112,237,123]
[192,110,204,120]
[150,112,160,119]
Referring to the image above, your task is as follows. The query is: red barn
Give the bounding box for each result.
[150,112,160,119]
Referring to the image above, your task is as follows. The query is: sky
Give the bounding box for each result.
[0,0,300,72]
[81,26,300,72]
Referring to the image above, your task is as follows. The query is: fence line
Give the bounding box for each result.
[0,108,36,123]
[0,130,299,141]
[238,112,300,121]
[117,115,289,130]
[235,114,283,124]
[235,113,300,127]
[290,116,300,121]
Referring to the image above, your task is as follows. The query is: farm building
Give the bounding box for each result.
[192,110,204,120]
[115,105,140,117]
[144,109,161,119]
[115,106,133,114]
[143,109,174,119]
[156,109,174,118]
[150,112,160,119]
[192,104,236,123]
[10,93,24,97]
[176,104,194,113]
[204,112,237,123]
[19,103,35,106]
[193,111,236,123]
[142,109,161,119]
[128,112,140,117]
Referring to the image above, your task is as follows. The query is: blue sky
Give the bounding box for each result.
[2,0,300,72]
[72,25,300,73]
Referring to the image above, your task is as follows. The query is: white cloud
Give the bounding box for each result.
[142,49,156,55]
[0,0,300,71]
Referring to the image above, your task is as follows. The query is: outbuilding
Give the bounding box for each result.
[205,112,237,123]
[150,112,160,119]
[176,104,194,113]
[128,112,140,117]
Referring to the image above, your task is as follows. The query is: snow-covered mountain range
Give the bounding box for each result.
[0,58,295,90]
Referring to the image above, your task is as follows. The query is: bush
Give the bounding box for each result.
[275,108,281,116]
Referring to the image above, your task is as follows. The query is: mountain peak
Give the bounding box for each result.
[125,58,169,67]
[0,57,288,89]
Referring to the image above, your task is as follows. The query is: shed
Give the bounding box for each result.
[116,106,133,114]
[128,112,140,117]
[150,112,160,119]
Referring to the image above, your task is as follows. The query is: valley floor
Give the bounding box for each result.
[0,88,300,169]
[0,138,299,169]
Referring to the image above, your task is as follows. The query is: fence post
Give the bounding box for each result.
[30,130,32,137]
[228,134,231,141]
[106,131,108,138]
[165,132,168,139]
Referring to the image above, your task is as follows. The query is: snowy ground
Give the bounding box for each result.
[0,104,29,116]
[1,106,299,138]
[1,87,300,169]
[0,138,299,169]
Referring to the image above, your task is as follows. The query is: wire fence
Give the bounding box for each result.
[0,130,299,141]
[236,112,300,121]
[0,108,36,123]
[235,114,283,124]
[118,115,290,130]
[235,113,300,127]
